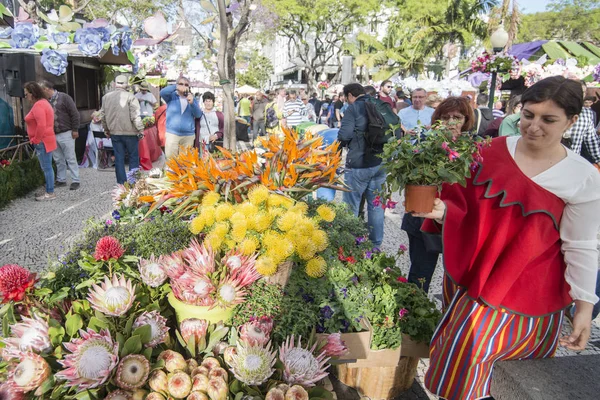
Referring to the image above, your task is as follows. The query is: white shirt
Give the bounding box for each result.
[283,99,305,127]
[179,97,188,114]
[199,110,219,144]
[507,136,600,304]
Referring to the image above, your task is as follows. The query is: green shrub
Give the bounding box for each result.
[0,157,46,208]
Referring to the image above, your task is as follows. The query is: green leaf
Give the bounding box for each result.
[0,303,12,317]
[116,332,126,350]
[75,279,96,291]
[34,288,53,297]
[121,335,142,357]
[65,314,83,337]
[0,3,13,17]
[48,287,70,303]
[126,50,135,64]
[87,316,109,331]
[49,326,66,347]
[37,376,55,395]
[143,346,152,360]
[125,314,135,336]
[132,324,152,345]
[186,334,196,358]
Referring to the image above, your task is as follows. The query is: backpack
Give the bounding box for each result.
[475,108,493,137]
[364,97,401,147]
[265,103,279,129]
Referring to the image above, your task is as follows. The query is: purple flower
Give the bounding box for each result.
[126,168,140,184]
[365,251,373,259]
[372,196,382,207]
[75,28,106,56]
[398,308,408,319]
[341,319,350,332]
[386,199,398,209]
[340,288,348,298]
[351,276,358,284]
[321,306,334,319]
[106,219,113,226]
[51,32,70,45]
[9,22,39,49]
[355,236,367,245]
[111,210,121,220]
[594,63,600,83]
[41,49,68,76]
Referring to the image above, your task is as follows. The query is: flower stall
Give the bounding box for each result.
[0,130,441,400]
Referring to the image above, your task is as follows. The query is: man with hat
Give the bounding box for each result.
[98,75,144,184]
[135,81,157,117]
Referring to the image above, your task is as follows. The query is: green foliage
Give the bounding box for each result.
[0,157,46,209]
[237,50,274,89]
[231,280,285,327]
[380,126,490,190]
[126,212,194,259]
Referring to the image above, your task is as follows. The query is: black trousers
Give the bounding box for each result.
[407,232,440,294]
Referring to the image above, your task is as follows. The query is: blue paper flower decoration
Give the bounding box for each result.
[41,49,68,76]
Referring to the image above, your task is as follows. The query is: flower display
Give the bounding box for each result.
[158,350,187,373]
[180,318,209,344]
[7,351,50,393]
[94,236,125,261]
[148,369,168,393]
[132,311,169,348]
[227,342,276,385]
[0,264,36,303]
[105,390,133,400]
[115,354,150,390]
[87,274,136,316]
[0,382,25,400]
[41,48,68,76]
[239,318,273,347]
[74,27,106,56]
[55,328,119,389]
[2,315,52,353]
[9,22,39,48]
[317,81,329,90]
[319,333,348,357]
[167,370,192,398]
[278,335,329,386]
[471,51,520,73]
[206,376,228,400]
[50,31,70,44]
[138,255,167,287]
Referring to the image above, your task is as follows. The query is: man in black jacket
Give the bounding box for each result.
[473,93,493,137]
[338,83,386,247]
[40,80,81,190]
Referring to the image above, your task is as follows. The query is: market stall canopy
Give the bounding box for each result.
[237,84,259,94]
[508,40,600,65]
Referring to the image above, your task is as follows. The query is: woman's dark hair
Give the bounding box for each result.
[202,91,215,102]
[520,76,582,118]
[343,83,365,98]
[431,96,475,132]
[506,95,522,115]
[24,81,45,101]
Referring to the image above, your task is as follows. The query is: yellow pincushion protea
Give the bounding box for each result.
[305,256,327,278]
[262,230,282,250]
[200,206,216,227]
[268,207,284,218]
[253,212,272,232]
[277,212,298,232]
[239,237,259,255]
[189,216,205,235]
[312,230,329,252]
[230,212,246,223]
[205,233,223,250]
[225,239,237,250]
[202,191,221,207]
[213,221,230,239]
[296,240,317,261]
[248,185,269,206]
[239,202,259,217]
[297,218,317,237]
[316,205,336,222]
[289,202,309,215]
[231,222,248,243]
[215,203,235,221]
[268,193,294,209]
[255,256,277,276]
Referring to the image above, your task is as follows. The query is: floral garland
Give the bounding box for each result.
[317,81,329,90]
[471,52,520,74]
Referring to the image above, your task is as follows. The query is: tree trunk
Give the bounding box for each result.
[216,0,236,150]
[306,67,318,95]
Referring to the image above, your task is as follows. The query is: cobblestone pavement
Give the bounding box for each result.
[1,169,598,400]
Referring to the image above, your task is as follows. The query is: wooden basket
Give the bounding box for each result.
[263,260,294,287]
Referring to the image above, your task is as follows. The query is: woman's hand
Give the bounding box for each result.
[411,198,446,222]
[560,300,593,351]
[209,134,218,142]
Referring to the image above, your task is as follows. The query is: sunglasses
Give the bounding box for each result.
[177,82,190,87]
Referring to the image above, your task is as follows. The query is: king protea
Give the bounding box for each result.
[8,351,50,393]
[138,255,167,287]
[182,240,216,275]
[87,274,136,317]
[221,250,260,286]
[227,342,276,386]
[132,311,169,348]
[2,315,52,354]
[279,335,329,386]
[55,328,119,389]
[239,319,272,347]
[115,354,150,390]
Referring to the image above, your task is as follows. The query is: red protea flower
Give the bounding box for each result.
[0,264,36,303]
[94,236,124,261]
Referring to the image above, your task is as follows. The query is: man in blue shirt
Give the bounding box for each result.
[397,88,434,135]
[160,76,203,159]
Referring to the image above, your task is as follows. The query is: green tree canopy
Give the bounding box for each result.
[237,50,274,89]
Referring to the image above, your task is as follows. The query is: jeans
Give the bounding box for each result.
[53,130,80,183]
[112,135,139,184]
[342,165,386,246]
[34,142,54,193]
[407,232,440,293]
[252,119,265,140]
[316,188,336,201]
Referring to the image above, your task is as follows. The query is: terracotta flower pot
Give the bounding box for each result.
[404,185,438,213]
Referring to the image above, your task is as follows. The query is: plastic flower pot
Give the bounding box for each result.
[167,292,234,324]
[404,185,438,213]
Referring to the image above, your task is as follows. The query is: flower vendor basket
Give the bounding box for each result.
[168,292,234,324]
[335,334,430,399]
[264,260,294,287]
[317,319,372,361]
[404,185,438,213]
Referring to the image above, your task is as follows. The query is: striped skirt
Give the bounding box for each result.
[424,276,564,400]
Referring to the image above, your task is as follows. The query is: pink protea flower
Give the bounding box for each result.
[206,377,228,400]
[87,274,136,317]
[138,255,167,287]
[161,252,186,280]
[148,369,168,393]
[114,354,150,390]
[222,250,260,287]
[0,264,37,303]
[171,273,216,307]
[157,350,187,373]
[320,333,348,357]
[228,342,276,385]
[278,335,329,386]
[214,277,247,309]
[180,318,209,344]
[132,311,169,348]
[0,382,25,399]
[239,319,272,347]
[167,370,192,398]
[182,240,216,275]
[105,389,132,400]
[94,236,125,261]
[111,184,128,207]
[285,385,309,400]
[2,315,52,354]
[8,351,50,393]
[55,329,119,389]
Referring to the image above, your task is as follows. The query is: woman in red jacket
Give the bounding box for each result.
[24,82,57,201]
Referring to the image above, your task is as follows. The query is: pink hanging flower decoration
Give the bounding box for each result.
[447,149,460,161]
[372,196,382,207]
[385,199,398,209]
[398,244,408,252]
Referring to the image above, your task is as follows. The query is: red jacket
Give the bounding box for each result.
[25,99,56,152]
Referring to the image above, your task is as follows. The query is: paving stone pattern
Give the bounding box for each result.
[0,168,598,400]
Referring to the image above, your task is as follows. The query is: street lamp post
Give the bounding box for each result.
[488,25,509,109]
